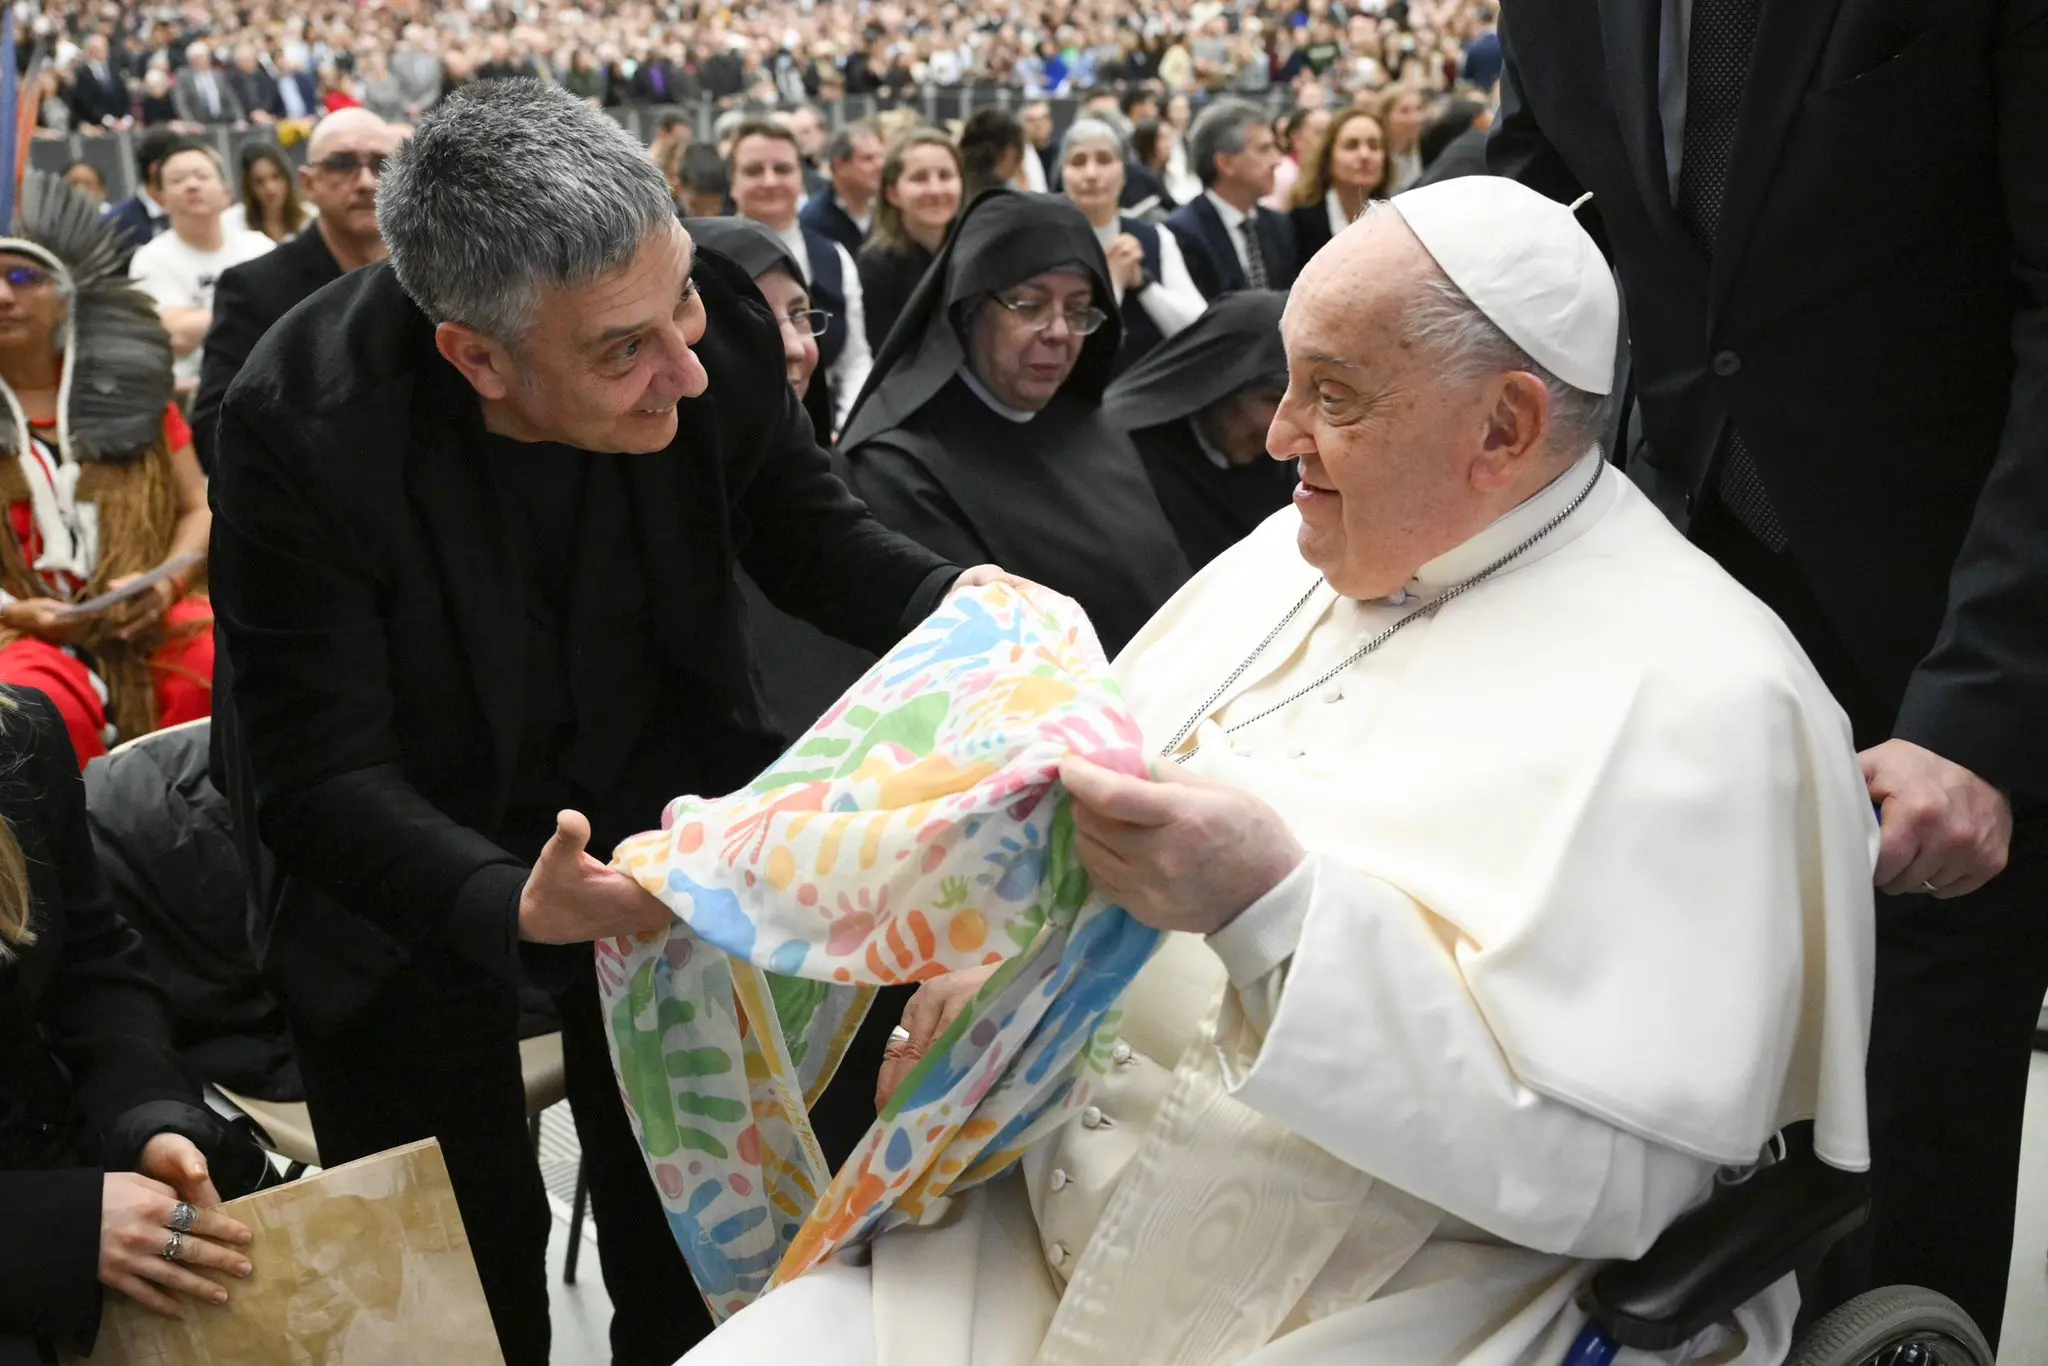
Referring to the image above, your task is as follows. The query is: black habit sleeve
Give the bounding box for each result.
[736,379,961,650]
[1891,0,2048,796]
[210,401,533,975]
[843,440,997,571]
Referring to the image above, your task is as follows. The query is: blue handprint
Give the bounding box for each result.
[884,597,1025,686]
[980,825,1048,901]
[667,1181,784,1297]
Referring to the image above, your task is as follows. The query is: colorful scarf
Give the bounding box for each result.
[599,584,1160,1320]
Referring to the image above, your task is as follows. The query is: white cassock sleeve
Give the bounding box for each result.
[828,242,872,434]
[1206,853,1727,1261]
[1137,229,1207,340]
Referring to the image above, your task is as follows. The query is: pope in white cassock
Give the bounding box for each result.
[680,176,1878,1366]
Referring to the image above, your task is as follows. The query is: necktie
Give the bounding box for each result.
[202,72,220,117]
[1240,217,1269,290]
[651,63,666,98]
[1674,0,1785,550]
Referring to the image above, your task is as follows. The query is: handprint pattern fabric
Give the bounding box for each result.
[598,584,1161,1321]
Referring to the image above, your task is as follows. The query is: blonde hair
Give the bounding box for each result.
[0,696,33,960]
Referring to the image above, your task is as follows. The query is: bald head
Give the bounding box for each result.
[304,108,398,264]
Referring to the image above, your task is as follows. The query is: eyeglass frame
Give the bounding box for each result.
[988,292,1109,336]
[311,152,390,178]
[774,307,833,337]
[0,265,53,291]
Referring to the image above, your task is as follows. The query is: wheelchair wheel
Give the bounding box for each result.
[1790,1287,1993,1366]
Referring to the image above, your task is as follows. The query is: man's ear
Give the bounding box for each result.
[1472,370,1550,490]
[434,321,515,401]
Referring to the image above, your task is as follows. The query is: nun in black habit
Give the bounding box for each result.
[837,190,1190,657]
[1103,290,1298,571]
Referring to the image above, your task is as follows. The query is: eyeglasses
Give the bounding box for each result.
[776,308,833,337]
[313,152,388,178]
[990,294,1108,335]
[0,266,51,290]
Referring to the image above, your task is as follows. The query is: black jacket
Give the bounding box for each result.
[801,189,867,260]
[0,690,263,1363]
[67,62,131,127]
[209,251,957,1032]
[192,225,344,473]
[1164,193,1300,297]
[1491,0,2048,797]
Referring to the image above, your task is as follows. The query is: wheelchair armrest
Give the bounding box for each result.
[1584,1152,1869,1352]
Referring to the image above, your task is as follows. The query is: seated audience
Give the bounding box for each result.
[221,142,310,243]
[1059,117,1206,374]
[0,686,268,1364]
[1263,105,1330,210]
[194,108,398,473]
[60,160,108,210]
[1411,95,1496,188]
[801,122,884,259]
[1379,85,1428,192]
[1105,290,1294,569]
[104,130,187,260]
[0,174,215,763]
[958,108,1027,201]
[839,190,1190,655]
[1165,98,1300,297]
[856,128,962,353]
[681,177,1877,1366]
[128,145,274,396]
[1289,104,1392,263]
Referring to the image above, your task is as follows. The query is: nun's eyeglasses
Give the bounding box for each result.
[776,308,833,336]
[991,295,1109,336]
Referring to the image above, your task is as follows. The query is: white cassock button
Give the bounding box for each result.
[1049,1242,1069,1267]
[1110,1042,1133,1065]
[1081,1105,1110,1129]
[1049,1168,1071,1191]
[1321,685,1344,704]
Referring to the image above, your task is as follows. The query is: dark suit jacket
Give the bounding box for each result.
[227,66,280,119]
[209,252,957,1030]
[0,690,252,1362]
[1491,0,2048,797]
[273,70,318,118]
[193,226,344,473]
[1164,193,1300,296]
[1414,125,1491,187]
[1287,200,1333,265]
[66,62,130,126]
[103,195,167,262]
[172,68,245,124]
[800,188,867,259]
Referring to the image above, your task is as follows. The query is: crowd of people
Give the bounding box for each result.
[2,0,2044,1365]
[30,0,1500,136]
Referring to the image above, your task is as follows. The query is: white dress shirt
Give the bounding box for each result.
[1204,189,1257,282]
[1091,218,1206,340]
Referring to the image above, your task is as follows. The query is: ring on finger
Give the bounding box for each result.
[1920,879,1941,895]
[168,1201,198,1234]
[162,1231,186,1262]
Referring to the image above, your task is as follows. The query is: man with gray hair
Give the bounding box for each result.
[209,80,1006,1366]
[800,121,883,258]
[171,42,245,125]
[1163,96,1300,297]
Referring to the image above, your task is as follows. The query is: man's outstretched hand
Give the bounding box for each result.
[517,810,675,944]
[1863,739,2012,899]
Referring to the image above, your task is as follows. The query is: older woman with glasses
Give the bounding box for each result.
[839,190,1189,654]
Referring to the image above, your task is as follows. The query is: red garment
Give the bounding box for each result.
[323,90,363,112]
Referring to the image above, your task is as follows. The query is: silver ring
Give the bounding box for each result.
[1920,879,1940,895]
[162,1231,186,1262]
[889,1025,912,1044]
[168,1202,197,1234]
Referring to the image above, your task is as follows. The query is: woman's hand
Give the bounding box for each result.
[139,1133,223,1208]
[876,963,1002,1111]
[99,1165,253,1320]
[1105,233,1146,292]
[102,572,180,644]
[0,595,89,646]
[1060,755,1305,936]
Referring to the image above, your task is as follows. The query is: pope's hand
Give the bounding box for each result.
[875,963,1000,1111]
[1059,755,1305,936]
[1862,739,2011,899]
[518,810,675,944]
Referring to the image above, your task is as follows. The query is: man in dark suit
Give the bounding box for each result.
[799,121,882,258]
[193,109,398,472]
[225,45,280,124]
[1490,0,2048,1343]
[1164,97,1299,296]
[210,82,1000,1366]
[67,34,131,129]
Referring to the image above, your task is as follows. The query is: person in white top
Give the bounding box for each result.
[678,177,1876,1366]
[1058,118,1206,370]
[729,121,871,437]
[128,146,274,393]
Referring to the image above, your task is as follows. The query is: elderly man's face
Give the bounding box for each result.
[302,110,396,242]
[1268,214,1542,600]
[966,269,1096,412]
[473,221,710,454]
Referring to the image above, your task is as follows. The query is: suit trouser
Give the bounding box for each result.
[294,952,715,1366]
[1696,498,2048,1345]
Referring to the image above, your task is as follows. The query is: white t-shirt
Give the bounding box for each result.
[128,226,276,387]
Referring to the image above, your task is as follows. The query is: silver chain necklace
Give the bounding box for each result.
[1162,460,1605,763]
